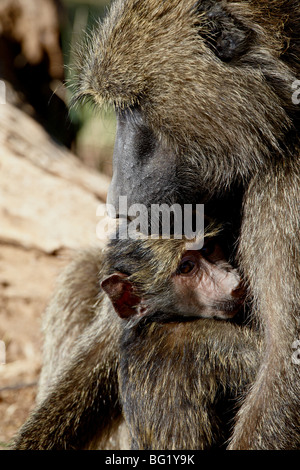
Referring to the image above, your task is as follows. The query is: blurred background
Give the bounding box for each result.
[1,0,115,175]
[63,0,116,176]
[0,0,114,447]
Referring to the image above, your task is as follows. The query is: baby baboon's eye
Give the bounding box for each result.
[177,259,196,275]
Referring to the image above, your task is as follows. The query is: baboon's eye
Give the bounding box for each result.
[177,259,196,275]
[194,2,251,62]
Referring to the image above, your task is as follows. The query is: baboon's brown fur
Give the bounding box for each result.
[119,316,260,450]
[15,248,127,450]
[73,0,300,449]
[16,0,300,449]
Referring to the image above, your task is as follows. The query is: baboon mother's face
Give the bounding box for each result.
[75,0,293,212]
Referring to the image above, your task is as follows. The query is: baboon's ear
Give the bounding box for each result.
[101,273,141,319]
[196,1,251,62]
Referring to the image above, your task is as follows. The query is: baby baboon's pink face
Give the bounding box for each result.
[173,241,245,319]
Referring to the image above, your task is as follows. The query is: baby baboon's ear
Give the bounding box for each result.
[195,1,251,62]
[101,273,141,319]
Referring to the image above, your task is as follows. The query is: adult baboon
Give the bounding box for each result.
[15,236,259,450]
[71,0,300,449]
[15,0,299,450]
[119,318,259,450]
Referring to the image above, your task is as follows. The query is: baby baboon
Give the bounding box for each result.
[73,0,300,449]
[102,236,245,322]
[14,235,259,450]
[105,236,258,450]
